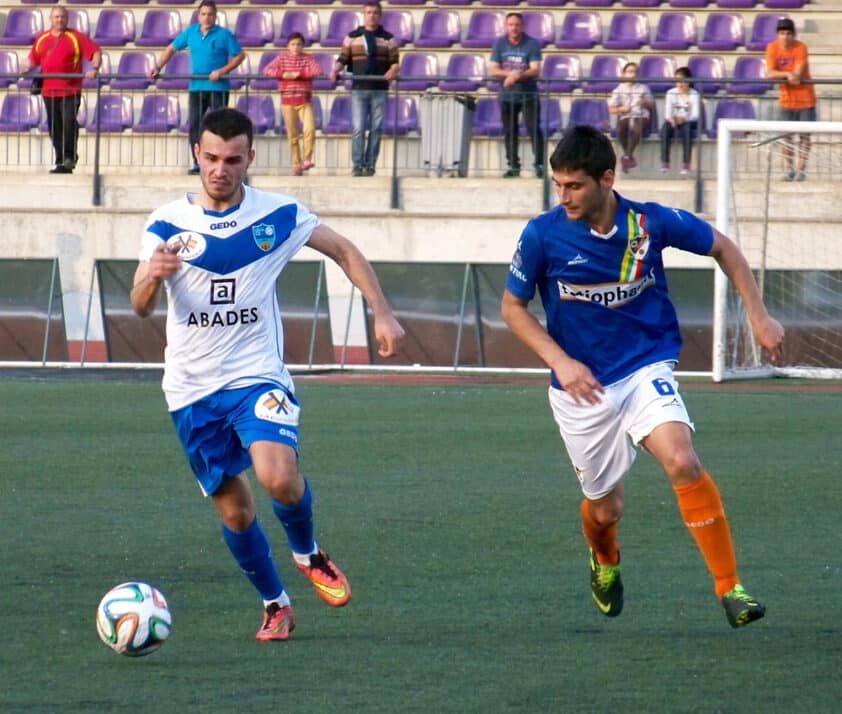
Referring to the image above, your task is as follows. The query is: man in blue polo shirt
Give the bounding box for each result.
[150,0,245,174]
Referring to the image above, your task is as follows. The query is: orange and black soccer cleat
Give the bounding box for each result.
[256,603,295,642]
[294,551,351,607]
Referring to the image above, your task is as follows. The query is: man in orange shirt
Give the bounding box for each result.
[29,5,101,174]
[765,18,816,181]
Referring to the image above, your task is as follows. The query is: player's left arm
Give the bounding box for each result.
[306,224,405,357]
[709,227,784,362]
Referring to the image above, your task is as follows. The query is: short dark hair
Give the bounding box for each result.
[198,0,217,11]
[363,1,383,14]
[287,31,305,44]
[550,126,616,180]
[776,18,796,34]
[199,108,254,149]
[506,12,523,22]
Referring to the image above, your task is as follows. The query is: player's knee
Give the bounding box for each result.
[590,498,623,526]
[260,467,304,505]
[218,503,255,531]
[662,448,702,483]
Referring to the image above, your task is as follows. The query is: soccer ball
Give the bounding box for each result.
[96,581,172,657]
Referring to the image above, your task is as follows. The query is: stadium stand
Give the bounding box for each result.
[707,97,756,137]
[321,10,363,48]
[651,12,698,49]
[324,94,352,134]
[541,54,583,93]
[638,54,679,92]
[414,10,461,49]
[398,53,440,91]
[92,8,136,47]
[603,12,651,50]
[133,94,181,133]
[381,10,414,48]
[277,10,321,47]
[522,11,556,48]
[462,11,506,50]
[234,9,274,47]
[87,94,134,133]
[567,97,611,132]
[110,51,156,90]
[235,94,276,134]
[728,55,773,94]
[0,7,43,46]
[439,53,487,92]
[0,93,41,131]
[136,9,182,48]
[697,12,745,50]
[556,12,603,49]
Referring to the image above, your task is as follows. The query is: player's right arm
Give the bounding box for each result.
[501,290,604,405]
[130,243,182,318]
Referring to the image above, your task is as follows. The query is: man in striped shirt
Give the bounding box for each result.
[262,32,323,176]
[331,2,399,177]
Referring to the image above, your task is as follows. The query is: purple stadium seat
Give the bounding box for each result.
[111,51,157,89]
[0,8,44,46]
[324,95,352,135]
[385,0,426,5]
[573,0,613,6]
[112,0,148,5]
[688,55,726,94]
[472,98,503,136]
[156,50,190,89]
[603,12,651,50]
[251,51,278,90]
[382,96,418,135]
[93,9,136,47]
[668,0,711,6]
[480,0,517,6]
[526,0,569,6]
[381,10,414,49]
[322,11,363,48]
[227,54,250,91]
[156,0,195,4]
[439,54,487,92]
[462,11,506,50]
[697,13,745,51]
[67,9,90,36]
[583,55,627,93]
[520,99,563,136]
[540,54,582,92]
[311,52,339,90]
[567,98,611,132]
[398,53,439,91]
[438,0,473,6]
[135,10,182,48]
[746,14,789,51]
[415,11,461,49]
[522,12,556,49]
[0,51,21,88]
[249,0,284,5]
[763,0,807,7]
[234,10,274,47]
[0,94,41,131]
[236,95,276,134]
[276,10,321,47]
[728,56,772,95]
[621,0,664,6]
[133,94,180,132]
[83,52,111,88]
[209,0,242,5]
[708,98,756,138]
[716,0,757,7]
[556,12,602,50]
[651,12,697,50]
[88,94,133,132]
[638,54,678,93]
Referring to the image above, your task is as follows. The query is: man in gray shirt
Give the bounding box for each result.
[490,13,544,178]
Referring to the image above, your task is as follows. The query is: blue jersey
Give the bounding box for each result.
[505,192,714,388]
[490,34,542,100]
[172,24,242,92]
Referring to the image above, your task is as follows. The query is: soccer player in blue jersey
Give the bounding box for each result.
[501,125,784,628]
[130,108,405,641]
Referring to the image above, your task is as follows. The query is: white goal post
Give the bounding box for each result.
[713,118,842,381]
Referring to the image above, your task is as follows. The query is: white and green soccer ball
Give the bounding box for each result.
[96,581,172,657]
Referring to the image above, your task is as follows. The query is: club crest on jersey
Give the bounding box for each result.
[255,389,300,426]
[167,231,206,261]
[252,224,276,251]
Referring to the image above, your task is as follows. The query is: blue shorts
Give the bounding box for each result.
[171,382,301,497]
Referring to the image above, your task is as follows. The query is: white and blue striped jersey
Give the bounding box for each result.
[139,185,319,411]
[505,191,714,389]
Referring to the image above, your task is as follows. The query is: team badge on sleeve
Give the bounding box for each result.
[252,224,276,251]
[167,232,206,261]
[255,389,300,426]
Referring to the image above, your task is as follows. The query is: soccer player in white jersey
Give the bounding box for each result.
[130,108,405,641]
[501,126,784,628]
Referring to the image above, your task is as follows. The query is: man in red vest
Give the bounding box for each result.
[29,5,101,174]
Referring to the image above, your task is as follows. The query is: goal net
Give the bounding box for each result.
[713,118,842,381]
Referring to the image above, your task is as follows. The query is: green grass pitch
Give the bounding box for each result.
[0,375,840,713]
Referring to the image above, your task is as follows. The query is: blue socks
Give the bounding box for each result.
[221,519,284,601]
[272,478,316,555]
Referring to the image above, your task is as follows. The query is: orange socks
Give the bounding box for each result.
[673,471,739,598]
[580,499,619,566]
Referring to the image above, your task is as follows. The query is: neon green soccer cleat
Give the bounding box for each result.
[721,584,765,628]
[589,548,623,617]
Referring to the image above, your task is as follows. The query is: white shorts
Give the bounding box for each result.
[548,361,694,500]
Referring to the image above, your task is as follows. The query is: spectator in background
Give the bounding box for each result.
[608,62,654,174]
[330,2,399,177]
[660,66,700,176]
[489,13,544,179]
[149,0,245,175]
[28,4,102,174]
[765,17,816,181]
[263,32,322,177]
